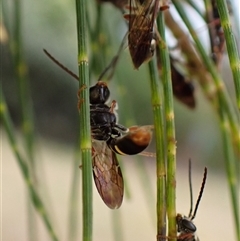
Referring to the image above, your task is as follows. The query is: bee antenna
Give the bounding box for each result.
[97,33,127,81]
[191,167,207,220]
[43,49,79,81]
[188,159,193,218]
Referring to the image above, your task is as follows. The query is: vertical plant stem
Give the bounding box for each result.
[75,0,92,240]
[203,0,215,57]
[0,91,59,241]
[172,0,240,156]
[11,1,37,240]
[215,0,240,110]
[172,1,240,238]
[157,8,177,241]
[218,105,240,240]
[12,0,35,163]
[148,57,166,240]
[185,0,203,17]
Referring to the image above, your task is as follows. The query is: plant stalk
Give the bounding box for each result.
[157,7,177,241]
[148,57,166,240]
[0,90,59,241]
[75,0,92,240]
[215,0,240,110]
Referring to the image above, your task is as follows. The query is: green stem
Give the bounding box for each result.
[215,0,240,110]
[218,105,240,240]
[203,0,216,62]
[0,90,59,241]
[185,0,204,18]
[11,1,37,240]
[12,0,35,163]
[172,1,240,238]
[148,57,166,240]
[157,9,177,241]
[172,0,240,158]
[75,0,92,240]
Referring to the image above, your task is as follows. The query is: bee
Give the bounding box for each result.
[155,45,196,109]
[90,81,153,208]
[170,57,195,109]
[125,0,165,69]
[176,160,207,241]
[43,49,153,208]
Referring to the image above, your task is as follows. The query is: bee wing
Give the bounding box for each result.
[128,0,154,29]
[127,0,160,68]
[130,0,159,28]
[92,140,124,209]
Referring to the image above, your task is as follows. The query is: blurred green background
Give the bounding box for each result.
[2,0,238,240]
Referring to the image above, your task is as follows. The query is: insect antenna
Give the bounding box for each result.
[188,159,194,218]
[97,32,128,81]
[43,49,79,81]
[191,166,208,220]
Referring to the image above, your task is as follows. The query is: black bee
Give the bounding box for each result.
[176,160,207,241]
[90,81,153,208]
[43,49,153,208]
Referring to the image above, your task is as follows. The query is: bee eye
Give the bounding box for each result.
[90,81,110,104]
[181,219,197,233]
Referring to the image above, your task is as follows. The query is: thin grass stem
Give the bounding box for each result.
[0,90,59,241]
[157,8,177,241]
[11,1,38,239]
[215,0,240,110]
[172,1,240,239]
[148,56,166,240]
[164,10,217,101]
[218,104,240,240]
[75,0,92,240]
[12,0,35,164]
[185,0,204,18]
[172,0,240,157]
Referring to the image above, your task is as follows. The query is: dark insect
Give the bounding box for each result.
[125,0,162,69]
[90,81,153,208]
[43,49,153,208]
[156,47,196,108]
[170,58,196,109]
[97,0,168,69]
[89,81,126,208]
[176,160,207,241]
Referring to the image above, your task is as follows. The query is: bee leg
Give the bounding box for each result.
[109,100,117,113]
